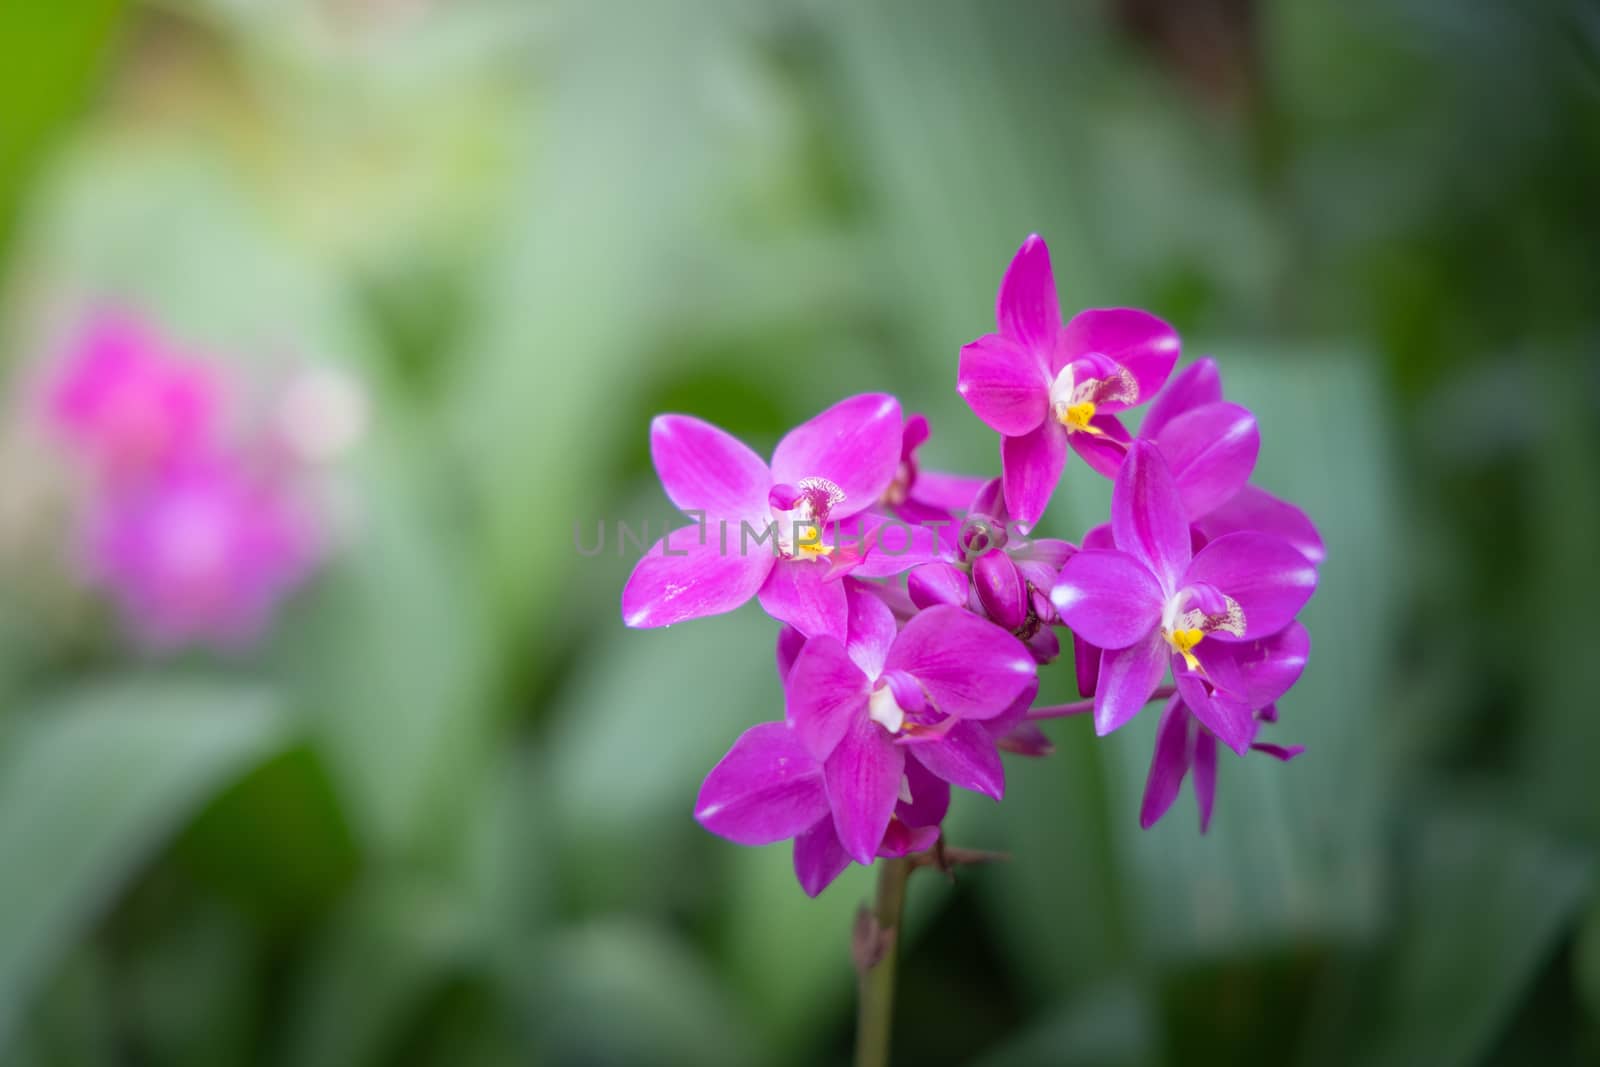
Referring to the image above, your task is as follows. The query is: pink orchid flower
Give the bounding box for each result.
[781,591,1034,865]
[1050,441,1317,753]
[622,394,906,641]
[957,235,1180,532]
[46,309,222,483]
[84,455,320,650]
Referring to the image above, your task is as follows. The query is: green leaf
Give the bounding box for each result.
[282,447,494,860]
[972,982,1155,1067]
[541,606,777,882]
[0,678,286,1043]
[275,879,480,1067]
[1576,895,1600,1028]
[1305,811,1592,1067]
[1107,345,1397,963]
[522,920,760,1067]
[0,0,122,255]
[718,843,872,1057]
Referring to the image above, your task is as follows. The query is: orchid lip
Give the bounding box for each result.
[772,476,845,559]
[1159,583,1246,669]
[1047,358,1138,433]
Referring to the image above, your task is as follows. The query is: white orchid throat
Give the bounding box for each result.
[1160,588,1246,671]
[772,476,845,559]
[1048,362,1138,434]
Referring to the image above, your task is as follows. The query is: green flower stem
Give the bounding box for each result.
[855,855,913,1067]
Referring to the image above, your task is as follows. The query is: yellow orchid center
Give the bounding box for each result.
[1048,361,1136,436]
[773,476,845,560]
[1166,627,1204,671]
[793,523,833,557]
[1061,400,1099,433]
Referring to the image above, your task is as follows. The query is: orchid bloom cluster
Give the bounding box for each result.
[40,309,332,651]
[622,235,1323,896]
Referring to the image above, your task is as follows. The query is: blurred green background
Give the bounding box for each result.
[1,1,1598,1064]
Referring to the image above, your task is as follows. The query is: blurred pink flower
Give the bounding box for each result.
[45,309,223,483]
[83,455,320,651]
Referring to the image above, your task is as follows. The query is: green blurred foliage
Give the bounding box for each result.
[0,1,1597,1064]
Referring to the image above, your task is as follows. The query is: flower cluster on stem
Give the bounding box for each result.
[621,234,1324,895]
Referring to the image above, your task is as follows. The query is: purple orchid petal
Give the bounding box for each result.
[785,636,870,760]
[650,415,773,522]
[1140,357,1222,440]
[775,625,805,681]
[1050,549,1164,650]
[995,234,1063,354]
[1067,413,1133,479]
[1195,485,1326,567]
[972,551,1028,630]
[878,819,941,857]
[1001,420,1068,534]
[863,578,918,622]
[793,817,852,898]
[1081,521,1114,551]
[1193,730,1219,832]
[981,678,1039,739]
[836,512,942,578]
[899,755,951,827]
[824,714,906,865]
[1203,620,1310,709]
[1175,667,1257,757]
[912,470,988,513]
[1094,632,1167,736]
[758,558,850,641]
[1111,441,1192,586]
[1182,532,1319,641]
[771,394,902,520]
[1140,696,1194,829]
[887,497,962,557]
[695,722,829,846]
[1074,635,1101,698]
[881,669,928,715]
[908,720,1005,800]
[997,721,1054,757]
[901,413,930,458]
[1025,625,1061,664]
[1251,742,1305,761]
[883,606,1037,719]
[1059,308,1180,405]
[844,579,898,679]
[967,478,1007,521]
[906,562,969,610]
[621,524,773,629]
[1010,537,1075,590]
[1154,402,1260,520]
[768,483,803,511]
[957,334,1050,437]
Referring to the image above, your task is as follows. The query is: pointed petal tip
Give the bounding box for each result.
[843,840,876,867]
[858,392,901,423]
